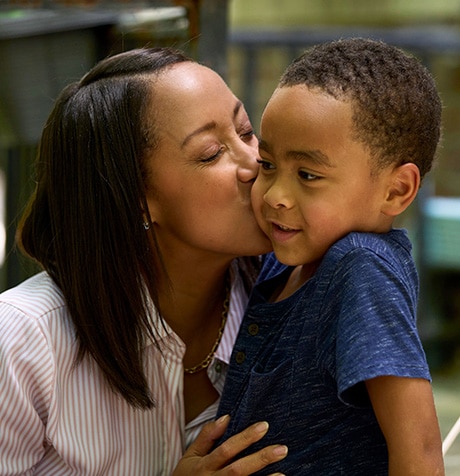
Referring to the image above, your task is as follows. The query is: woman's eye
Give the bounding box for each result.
[200,148,224,163]
[256,158,274,171]
[240,129,255,141]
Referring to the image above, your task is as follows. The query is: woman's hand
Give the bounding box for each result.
[172,415,288,475]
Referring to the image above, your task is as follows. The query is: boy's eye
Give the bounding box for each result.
[299,170,319,181]
[256,158,274,171]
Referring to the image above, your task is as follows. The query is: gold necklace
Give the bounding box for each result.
[184,280,230,375]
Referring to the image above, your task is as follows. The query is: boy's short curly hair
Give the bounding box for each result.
[279,38,442,180]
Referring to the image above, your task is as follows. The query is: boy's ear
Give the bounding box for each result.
[381,163,420,217]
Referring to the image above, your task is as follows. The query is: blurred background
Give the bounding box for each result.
[0,0,459,472]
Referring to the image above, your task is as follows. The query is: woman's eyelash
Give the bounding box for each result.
[201,148,223,163]
[240,130,254,139]
[199,127,254,164]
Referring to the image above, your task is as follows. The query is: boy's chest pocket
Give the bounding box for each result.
[229,358,293,439]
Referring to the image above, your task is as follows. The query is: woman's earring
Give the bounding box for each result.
[143,221,150,230]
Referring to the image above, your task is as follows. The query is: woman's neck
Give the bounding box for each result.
[156,251,234,424]
[157,256,231,343]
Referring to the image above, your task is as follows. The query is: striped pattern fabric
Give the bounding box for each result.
[0,267,247,475]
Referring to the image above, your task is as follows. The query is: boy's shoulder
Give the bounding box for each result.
[257,229,414,289]
[322,229,417,288]
[329,229,412,262]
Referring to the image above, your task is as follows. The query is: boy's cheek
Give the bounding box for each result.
[250,195,267,228]
[250,180,263,209]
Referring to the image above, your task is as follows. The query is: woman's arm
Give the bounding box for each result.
[366,376,444,476]
[172,415,288,475]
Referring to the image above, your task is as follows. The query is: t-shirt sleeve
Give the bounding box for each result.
[323,248,430,407]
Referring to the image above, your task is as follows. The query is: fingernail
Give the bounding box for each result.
[273,445,288,456]
[255,421,269,433]
[216,414,230,425]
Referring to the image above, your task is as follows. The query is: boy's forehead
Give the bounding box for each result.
[259,85,376,170]
[260,85,353,140]
[262,84,352,127]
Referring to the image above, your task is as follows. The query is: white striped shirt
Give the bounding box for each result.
[0,267,248,475]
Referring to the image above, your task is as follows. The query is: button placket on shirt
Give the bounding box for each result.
[234,324,259,364]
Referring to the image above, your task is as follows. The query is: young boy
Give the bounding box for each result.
[217,38,445,475]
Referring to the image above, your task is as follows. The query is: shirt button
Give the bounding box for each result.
[248,323,259,336]
[235,351,246,364]
[215,362,222,373]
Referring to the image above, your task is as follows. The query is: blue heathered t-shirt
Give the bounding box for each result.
[217,229,431,475]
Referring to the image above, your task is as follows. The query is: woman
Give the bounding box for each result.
[0,48,287,475]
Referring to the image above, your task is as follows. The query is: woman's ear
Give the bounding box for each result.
[381,163,420,217]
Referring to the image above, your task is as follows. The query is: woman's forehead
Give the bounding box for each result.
[155,61,229,99]
[149,63,241,136]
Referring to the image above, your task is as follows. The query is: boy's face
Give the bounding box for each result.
[253,85,395,268]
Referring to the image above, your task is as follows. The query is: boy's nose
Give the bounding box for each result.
[263,181,293,209]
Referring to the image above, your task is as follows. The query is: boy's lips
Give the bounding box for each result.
[268,220,300,243]
[276,223,295,231]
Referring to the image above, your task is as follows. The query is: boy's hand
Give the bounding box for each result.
[172,415,288,476]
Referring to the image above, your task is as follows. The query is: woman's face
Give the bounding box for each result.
[145,62,271,263]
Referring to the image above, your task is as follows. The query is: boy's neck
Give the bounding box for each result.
[273,263,318,302]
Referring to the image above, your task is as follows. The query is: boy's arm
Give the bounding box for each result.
[366,376,444,476]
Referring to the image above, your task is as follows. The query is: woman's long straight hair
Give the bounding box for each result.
[18,48,192,409]
[17,47,261,409]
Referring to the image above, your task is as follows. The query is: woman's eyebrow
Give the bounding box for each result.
[181,122,217,148]
[233,100,243,118]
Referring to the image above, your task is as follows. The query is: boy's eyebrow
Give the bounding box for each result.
[181,101,243,148]
[287,150,335,168]
[259,139,334,168]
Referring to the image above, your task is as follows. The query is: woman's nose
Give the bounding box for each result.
[237,142,259,183]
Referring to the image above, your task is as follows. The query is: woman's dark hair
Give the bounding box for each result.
[17,47,259,409]
[280,38,442,180]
